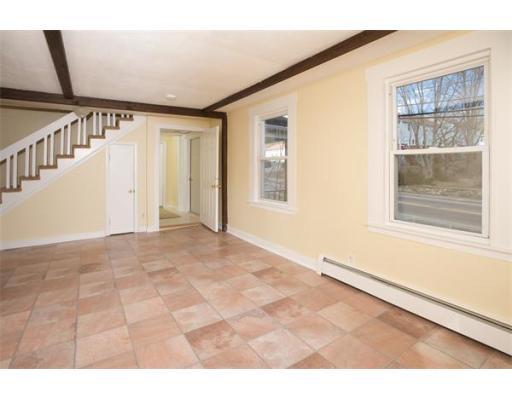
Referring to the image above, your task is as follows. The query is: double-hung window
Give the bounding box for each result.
[367,32,512,260]
[391,63,488,236]
[249,94,297,213]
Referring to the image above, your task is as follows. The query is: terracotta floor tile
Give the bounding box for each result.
[207,289,257,319]
[123,296,169,324]
[45,266,79,280]
[78,289,121,315]
[79,270,113,286]
[352,319,417,358]
[79,280,115,299]
[28,301,76,326]
[423,327,492,368]
[227,308,281,341]
[269,276,309,296]
[172,302,222,332]
[162,287,204,312]
[378,307,436,339]
[249,328,313,368]
[318,301,373,331]
[119,284,158,305]
[18,316,76,354]
[0,358,10,368]
[40,276,79,293]
[262,298,310,324]
[290,353,335,369]
[273,262,307,275]
[203,344,267,368]
[242,284,284,307]
[481,351,512,369]
[238,259,271,273]
[216,264,246,278]
[0,310,31,334]
[185,320,244,360]
[252,267,286,284]
[142,259,173,273]
[83,351,138,368]
[287,314,344,350]
[342,291,391,317]
[35,287,78,307]
[319,335,390,368]
[396,342,469,368]
[293,271,327,287]
[76,326,132,368]
[318,280,360,301]
[154,276,192,296]
[129,314,181,347]
[291,287,339,311]
[226,274,263,291]
[10,341,74,368]
[115,272,151,291]
[0,295,36,316]
[0,282,42,301]
[77,307,126,338]
[135,335,198,368]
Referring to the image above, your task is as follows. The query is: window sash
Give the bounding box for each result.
[388,60,490,238]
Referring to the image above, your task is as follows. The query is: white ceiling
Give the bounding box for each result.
[0,30,359,109]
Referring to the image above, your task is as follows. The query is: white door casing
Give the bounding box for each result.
[190,137,201,215]
[159,142,166,207]
[200,127,220,232]
[107,144,136,235]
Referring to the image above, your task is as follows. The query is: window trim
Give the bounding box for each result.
[366,32,512,261]
[249,93,297,214]
[386,58,490,239]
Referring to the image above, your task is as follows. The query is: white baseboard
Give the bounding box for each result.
[227,225,320,273]
[226,225,512,356]
[0,231,106,250]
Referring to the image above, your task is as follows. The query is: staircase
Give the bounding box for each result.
[0,110,143,214]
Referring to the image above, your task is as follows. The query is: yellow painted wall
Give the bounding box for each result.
[0,107,67,149]
[161,134,180,207]
[0,114,214,243]
[227,32,512,325]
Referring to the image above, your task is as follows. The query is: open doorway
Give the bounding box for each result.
[156,125,220,232]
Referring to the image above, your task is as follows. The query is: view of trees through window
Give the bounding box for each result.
[261,115,288,202]
[394,65,485,233]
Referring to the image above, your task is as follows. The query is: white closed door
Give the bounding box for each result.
[190,137,200,215]
[200,127,220,232]
[108,144,136,235]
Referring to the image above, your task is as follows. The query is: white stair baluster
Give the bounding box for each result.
[93,112,97,135]
[6,155,10,188]
[107,113,111,126]
[12,152,17,188]
[77,118,82,145]
[43,135,48,165]
[98,112,102,135]
[60,127,64,154]
[83,117,87,144]
[49,132,54,166]
[112,113,116,126]
[31,143,36,176]
[67,123,71,155]
[25,146,30,176]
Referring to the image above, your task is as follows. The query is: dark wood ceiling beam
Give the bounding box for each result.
[43,30,74,99]
[0,88,226,119]
[203,30,396,111]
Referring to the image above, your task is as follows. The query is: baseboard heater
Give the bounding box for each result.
[320,256,512,355]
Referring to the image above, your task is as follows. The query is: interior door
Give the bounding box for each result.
[159,143,165,207]
[200,127,220,232]
[190,137,200,215]
[108,144,135,235]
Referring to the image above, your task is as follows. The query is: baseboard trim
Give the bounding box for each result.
[226,225,512,355]
[0,231,106,250]
[227,225,319,273]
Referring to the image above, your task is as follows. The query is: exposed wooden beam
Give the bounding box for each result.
[0,88,226,119]
[203,30,396,111]
[43,30,74,99]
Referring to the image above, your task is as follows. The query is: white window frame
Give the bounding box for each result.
[367,32,512,261]
[388,59,490,239]
[249,93,297,214]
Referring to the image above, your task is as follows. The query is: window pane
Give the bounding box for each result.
[395,152,482,233]
[396,66,484,149]
[261,159,287,202]
[264,115,288,157]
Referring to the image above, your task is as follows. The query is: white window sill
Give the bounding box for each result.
[248,200,297,215]
[367,222,512,262]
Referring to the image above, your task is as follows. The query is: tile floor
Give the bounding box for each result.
[159,206,200,228]
[0,226,510,369]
